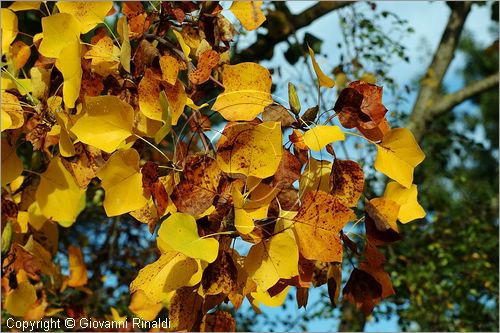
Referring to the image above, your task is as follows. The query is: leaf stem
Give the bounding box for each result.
[133,134,171,162]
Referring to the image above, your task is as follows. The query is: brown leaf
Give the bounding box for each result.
[357,117,390,142]
[263,103,296,128]
[294,191,355,262]
[26,124,50,151]
[171,154,221,216]
[201,251,237,296]
[138,40,160,68]
[365,198,402,246]
[151,181,169,216]
[189,49,220,85]
[200,311,236,332]
[296,287,309,309]
[340,231,358,255]
[334,81,388,131]
[141,161,159,192]
[342,268,382,316]
[273,150,301,189]
[60,144,106,190]
[327,263,342,307]
[330,159,364,207]
[168,287,203,331]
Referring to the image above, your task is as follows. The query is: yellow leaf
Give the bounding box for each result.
[35,157,86,226]
[299,159,332,197]
[244,233,299,291]
[159,54,180,85]
[138,69,162,121]
[27,202,47,230]
[157,212,219,263]
[117,17,131,73]
[2,92,24,130]
[5,281,37,317]
[303,125,344,151]
[367,197,400,232]
[374,128,425,188]
[38,13,80,58]
[55,113,76,157]
[56,2,113,34]
[1,9,18,54]
[1,138,23,187]
[9,40,31,69]
[212,63,272,121]
[250,286,290,309]
[96,148,148,216]
[30,67,51,100]
[230,1,266,31]
[130,251,202,303]
[308,46,335,88]
[2,109,12,131]
[165,79,187,126]
[55,38,82,108]
[16,211,29,233]
[2,76,32,95]
[67,245,88,287]
[128,290,163,321]
[172,30,191,61]
[384,181,426,223]
[216,121,283,178]
[110,307,127,323]
[84,36,119,77]
[294,191,354,262]
[71,96,134,153]
[9,2,41,11]
[232,186,255,235]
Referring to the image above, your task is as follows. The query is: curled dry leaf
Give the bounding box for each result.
[334,80,388,130]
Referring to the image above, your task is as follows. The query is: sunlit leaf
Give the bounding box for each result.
[213,63,272,121]
[374,128,425,188]
[230,1,266,31]
[308,46,334,88]
[71,96,134,153]
[157,212,219,263]
[96,148,148,216]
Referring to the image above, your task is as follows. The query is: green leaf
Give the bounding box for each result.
[288,82,301,115]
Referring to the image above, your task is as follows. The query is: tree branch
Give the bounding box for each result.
[408,2,472,141]
[234,2,351,63]
[431,73,499,115]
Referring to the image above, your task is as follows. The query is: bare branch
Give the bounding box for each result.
[408,2,472,140]
[234,2,351,63]
[432,73,499,115]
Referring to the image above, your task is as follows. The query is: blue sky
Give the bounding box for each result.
[221,2,497,331]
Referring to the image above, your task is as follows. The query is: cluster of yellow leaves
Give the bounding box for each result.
[0,0,428,328]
